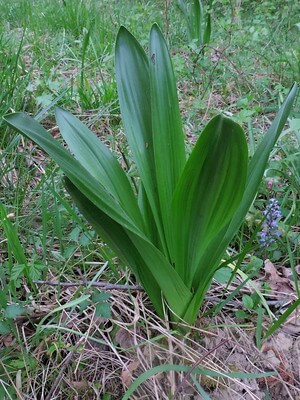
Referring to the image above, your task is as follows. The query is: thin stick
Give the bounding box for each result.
[34,280,143,291]
[171,339,229,399]
[33,281,290,307]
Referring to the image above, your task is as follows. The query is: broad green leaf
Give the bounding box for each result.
[242,294,254,309]
[225,84,298,243]
[65,178,192,318]
[65,177,163,316]
[4,304,26,319]
[195,84,299,280]
[10,264,26,280]
[4,113,141,236]
[138,183,161,246]
[172,115,248,286]
[92,290,111,303]
[182,85,298,323]
[95,302,112,319]
[55,107,144,231]
[115,27,165,250]
[149,24,186,252]
[64,178,155,280]
[0,321,11,334]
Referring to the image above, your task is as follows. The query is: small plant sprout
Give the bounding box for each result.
[177,0,212,48]
[4,25,298,326]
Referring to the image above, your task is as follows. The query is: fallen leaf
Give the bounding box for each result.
[280,266,300,282]
[2,334,16,347]
[68,381,90,391]
[121,360,140,387]
[282,309,300,336]
[115,328,135,350]
[264,260,294,296]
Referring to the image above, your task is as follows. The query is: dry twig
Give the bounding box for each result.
[34,280,143,291]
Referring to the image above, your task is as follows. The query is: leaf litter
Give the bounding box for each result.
[1,269,299,400]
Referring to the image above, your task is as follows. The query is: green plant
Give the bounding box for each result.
[3,25,297,325]
[0,203,46,335]
[177,0,212,48]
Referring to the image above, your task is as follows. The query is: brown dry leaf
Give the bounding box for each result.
[261,339,295,387]
[115,328,135,350]
[281,266,300,281]
[2,334,15,347]
[121,360,140,387]
[282,309,300,336]
[264,260,294,295]
[264,261,300,335]
[69,381,90,391]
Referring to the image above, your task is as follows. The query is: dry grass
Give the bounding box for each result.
[2,272,299,399]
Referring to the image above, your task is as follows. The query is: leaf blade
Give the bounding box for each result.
[149,24,186,253]
[4,113,138,234]
[172,115,248,286]
[65,178,192,319]
[212,84,299,258]
[55,107,143,230]
[115,26,165,249]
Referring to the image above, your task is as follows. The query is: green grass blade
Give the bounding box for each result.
[122,364,277,400]
[172,115,248,285]
[286,237,300,297]
[55,107,143,230]
[256,304,264,349]
[191,375,212,400]
[149,24,186,253]
[0,204,27,266]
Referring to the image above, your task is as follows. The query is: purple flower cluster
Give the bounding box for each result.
[258,198,282,247]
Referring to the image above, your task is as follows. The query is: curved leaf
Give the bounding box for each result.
[172,115,248,286]
[64,178,164,316]
[65,178,193,319]
[4,113,138,234]
[210,84,299,262]
[55,107,144,230]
